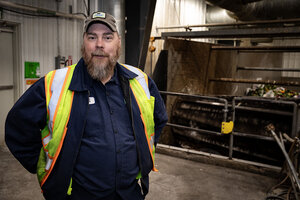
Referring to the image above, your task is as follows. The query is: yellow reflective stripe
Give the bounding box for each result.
[129,78,156,171]
[67,178,72,195]
[45,70,55,119]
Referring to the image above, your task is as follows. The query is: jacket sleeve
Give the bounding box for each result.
[5,77,47,174]
[148,76,168,145]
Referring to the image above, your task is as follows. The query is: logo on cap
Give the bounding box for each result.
[92,12,106,19]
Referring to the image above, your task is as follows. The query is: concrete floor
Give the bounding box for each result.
[0,145,278,200]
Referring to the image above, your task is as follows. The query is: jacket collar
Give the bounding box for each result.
[69,58,138,92]
[118,63,138,79]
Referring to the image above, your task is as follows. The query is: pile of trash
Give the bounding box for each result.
[246,84,299,98]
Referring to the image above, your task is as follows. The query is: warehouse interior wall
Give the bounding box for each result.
[280,39,300,78]
[1,0,85,94]
[144,0,207,76]
[0,0,86,148]
[145,0,300,95]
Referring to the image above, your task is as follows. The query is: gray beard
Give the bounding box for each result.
[86,58,114,82]
[81,46,119,82]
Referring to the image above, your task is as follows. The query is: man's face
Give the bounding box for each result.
[82,23,121,82]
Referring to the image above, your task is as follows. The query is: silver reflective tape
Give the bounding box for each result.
[45,152,53,171]
[43,135,51,146]
[150,136,154,151]
[44,68,69,171]
[48,67,69,131]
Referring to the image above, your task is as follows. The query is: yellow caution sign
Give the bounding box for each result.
[221,121,234,134]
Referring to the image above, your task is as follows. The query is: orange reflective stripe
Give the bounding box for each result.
[44,76,48,102]
[47,153,54,159]
[49,71,55,99]
[40,91,74,187]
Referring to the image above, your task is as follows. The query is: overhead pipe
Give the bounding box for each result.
[206,0,300,21]
[156,18,300,31]
[206,6,236,24]
[0,0,85,20]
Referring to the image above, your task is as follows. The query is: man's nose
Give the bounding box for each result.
[96,38,104,48]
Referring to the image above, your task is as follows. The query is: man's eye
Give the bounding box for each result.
[88,36,96,40]
[104,36,113,40]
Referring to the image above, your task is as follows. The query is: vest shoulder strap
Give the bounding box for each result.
[121,64,150,99]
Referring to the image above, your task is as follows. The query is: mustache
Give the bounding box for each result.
[91,50,108,57]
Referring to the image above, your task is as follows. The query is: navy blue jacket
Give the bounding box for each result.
[5,58,168,200]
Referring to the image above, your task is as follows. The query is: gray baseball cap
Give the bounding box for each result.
[84,11,117,32]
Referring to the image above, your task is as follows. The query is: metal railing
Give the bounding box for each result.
[231,97,298,159]
[160,91,299,161]
[159,91,232,157]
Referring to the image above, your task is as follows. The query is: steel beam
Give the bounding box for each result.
[211,45,300,52]
[156,18,300,30]
[161,26,300,39]
[237,66,300,72]
[138,0,156,70]
[210,78,300,86]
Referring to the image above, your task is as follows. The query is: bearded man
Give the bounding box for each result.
[5,11,168,200]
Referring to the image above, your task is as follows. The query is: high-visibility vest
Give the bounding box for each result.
[121,64,157,173]
[37,63,156,193]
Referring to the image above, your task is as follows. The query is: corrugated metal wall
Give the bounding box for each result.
[146,0,300,82]
[280,39,300,78]
[144,0,207,75]
[2,0,85,92]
